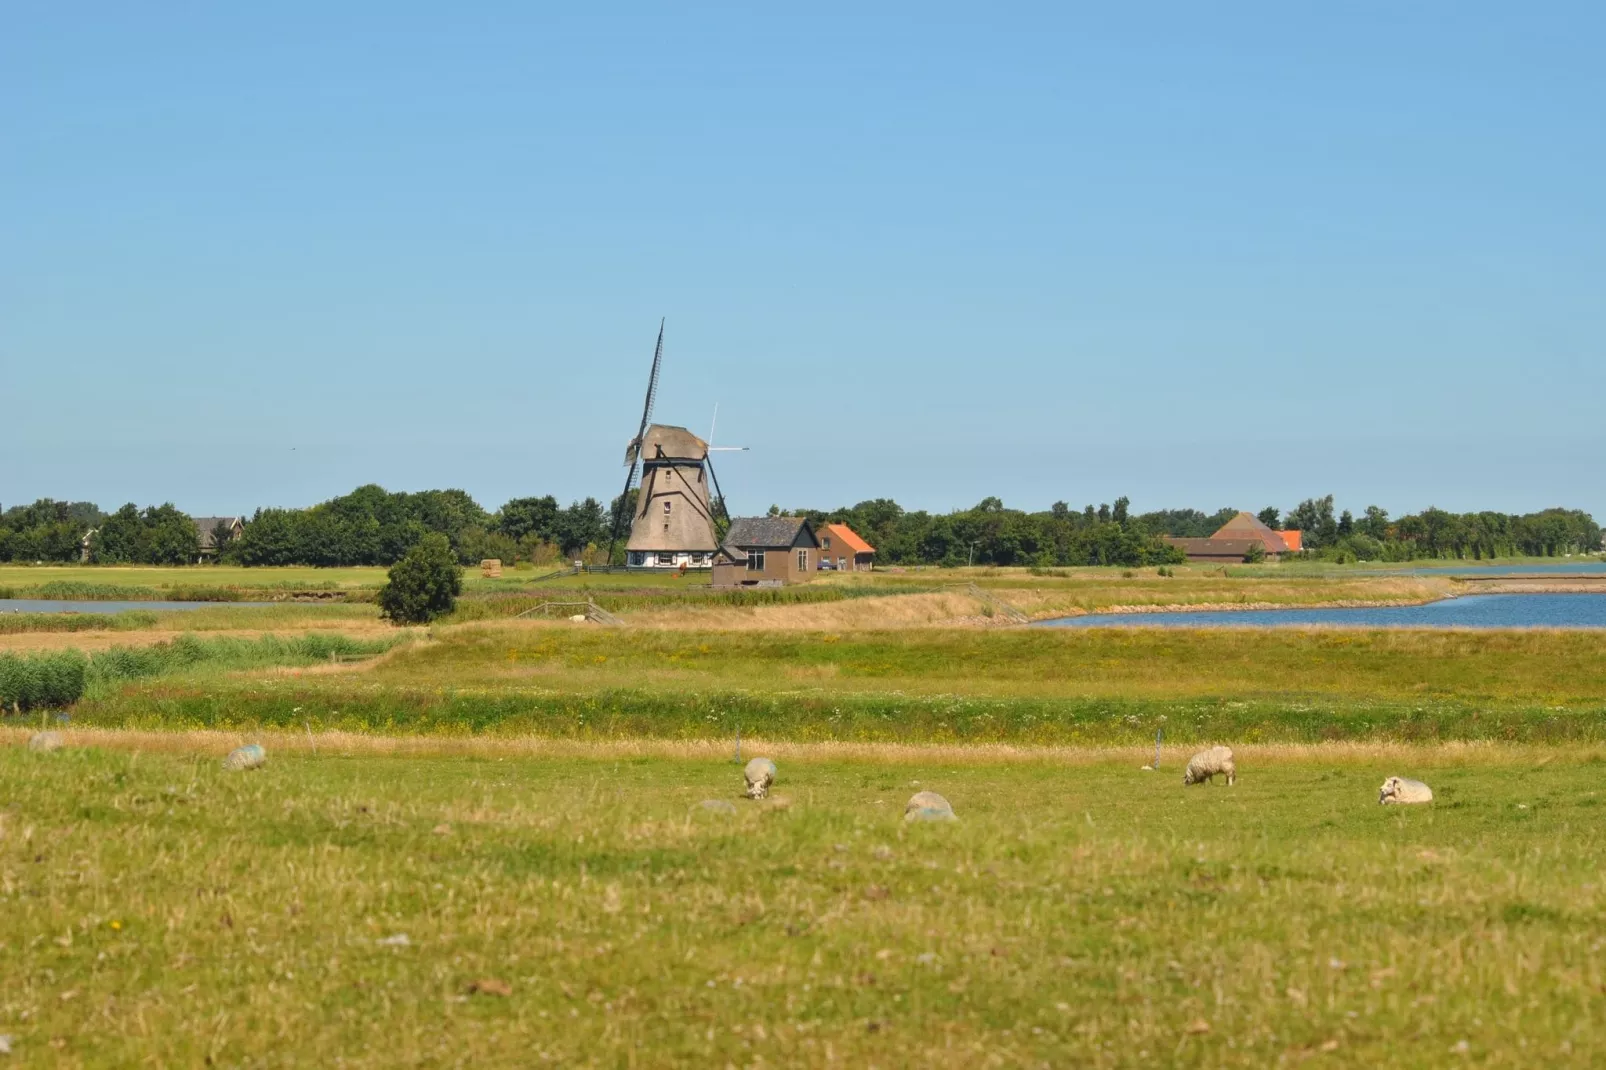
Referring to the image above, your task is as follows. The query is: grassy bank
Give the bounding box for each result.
[0,632,407,710]
[2,743,1601,1066]
[0,603,382,637]
[62,625,1606,743]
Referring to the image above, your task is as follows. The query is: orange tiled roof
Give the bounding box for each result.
[822,523,874,555]
[1280,530,1302,552]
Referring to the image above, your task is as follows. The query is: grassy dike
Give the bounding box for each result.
[2,744,1602,1066]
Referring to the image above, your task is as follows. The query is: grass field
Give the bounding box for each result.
[47,624,1606,744]
[2,737,1601,1066]
[5,564,1605,1063]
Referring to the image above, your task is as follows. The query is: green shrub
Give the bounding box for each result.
[0,650,89,710]
[378,534,463,624]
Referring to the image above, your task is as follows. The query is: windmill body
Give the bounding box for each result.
[624,424,720,568]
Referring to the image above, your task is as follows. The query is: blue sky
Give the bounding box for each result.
[4,3,1602,521]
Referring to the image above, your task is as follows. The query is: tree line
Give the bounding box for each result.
[1,489,1599,568]
[1255,496,1602,563]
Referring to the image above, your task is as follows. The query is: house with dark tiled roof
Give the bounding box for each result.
[817,523,875,572]
[192,517,244,560]
[1164,512,1301,563]
[711,516,820,587]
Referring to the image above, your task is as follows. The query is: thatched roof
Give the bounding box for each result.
[1210,512,1289,553]
[625,424,708,466]
[192,516,243,550]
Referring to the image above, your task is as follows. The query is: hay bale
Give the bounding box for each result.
[28,731,65,753]
[905,790,957,822]
[223,744,267,771]
[480,558,503,578]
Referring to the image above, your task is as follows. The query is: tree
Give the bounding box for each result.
[497,496,560,543]
[1243,542,1267,564]
[1112,496,1130,526]
[210,520,238,557]
[1257,507,1281,530]
[553,498,606,558]
[1360,506,1389,540]
[1287,495,1337,548]
[1337,510,1354,538]
[378,533,462,624]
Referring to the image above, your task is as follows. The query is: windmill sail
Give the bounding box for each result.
[606,320,665,563]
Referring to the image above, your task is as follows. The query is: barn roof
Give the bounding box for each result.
[1210,512,1291,553]
[1163,537,1273,558]
[724,516,817,549]
[820,523,874,555]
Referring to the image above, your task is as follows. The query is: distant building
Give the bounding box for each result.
[193,516,245,561]
[711,516,820,587]
[623,425,720,569]
[1165,512,1301,563]
[816,523,875,572]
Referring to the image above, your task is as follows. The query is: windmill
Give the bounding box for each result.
[605,321,722,569]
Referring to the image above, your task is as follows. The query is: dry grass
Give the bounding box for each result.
[0,620,404,653]
[0,725,1588,768]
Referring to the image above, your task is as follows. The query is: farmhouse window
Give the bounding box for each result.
[838,557,846,570]
[822,536,831,550]
[657,553,675,566]
[663,500,671,514]
[746,550,765,572]
[796,549,808,571]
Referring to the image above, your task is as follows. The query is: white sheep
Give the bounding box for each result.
[743,757,777,800]
[1183,746,1236,786]
[223,744,267,771]
[904,791,957,822]
[1378,776,1433,805]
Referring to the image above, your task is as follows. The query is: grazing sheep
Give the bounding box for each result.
[1378,776,1433,805]
[1183,746,1236,786]
[743,757,777,800]
[905,791,957,822]
[223,744,267,772]
[28,731,65,753]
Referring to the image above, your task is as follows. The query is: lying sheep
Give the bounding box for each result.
[905,791,957,822]
[1183,745,1236,786]
[223,744,267,771]
[1378,776,1433,805]
[743,757,777,800]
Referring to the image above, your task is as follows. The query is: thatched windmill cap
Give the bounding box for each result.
[625,424,708,466]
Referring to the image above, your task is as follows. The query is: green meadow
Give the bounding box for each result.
[64,625,1606,745]
[1,744,1601,1066]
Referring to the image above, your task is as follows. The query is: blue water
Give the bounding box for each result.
[0,599,272,615]
[1364,561,1606,577]
[1040,593,1606,630]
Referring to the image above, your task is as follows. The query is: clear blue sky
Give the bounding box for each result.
[4,3,1602,522]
